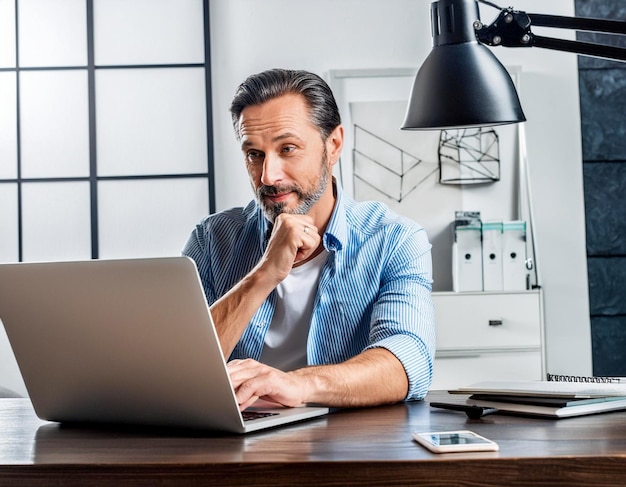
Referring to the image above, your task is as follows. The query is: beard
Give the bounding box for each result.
[255,150,331,223]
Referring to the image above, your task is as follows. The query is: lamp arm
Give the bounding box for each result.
[531,35,626,61]
[475,8,626,62]
[527,13,626,34]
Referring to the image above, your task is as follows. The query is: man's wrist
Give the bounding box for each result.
[251,257,288,289]
[290,367,333,406]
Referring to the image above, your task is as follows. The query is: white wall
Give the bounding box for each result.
[209,0,592,375]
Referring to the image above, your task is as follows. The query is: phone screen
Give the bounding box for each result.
[428,432,490,445]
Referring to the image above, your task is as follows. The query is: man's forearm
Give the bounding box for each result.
[209,264,277,357]
[291,348,409,407]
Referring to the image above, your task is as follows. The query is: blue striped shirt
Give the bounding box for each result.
[182,185,436,400]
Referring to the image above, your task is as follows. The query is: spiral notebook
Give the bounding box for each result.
[451,380,626,398]
[546,373,626,384]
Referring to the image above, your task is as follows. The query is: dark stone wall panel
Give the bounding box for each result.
[592,316,626,376]
[579,69,626,161]
[576,0,625,19]
[587,257,626,316]
[583,162,626,255]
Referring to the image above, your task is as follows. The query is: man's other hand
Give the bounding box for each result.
[227,358,309,411]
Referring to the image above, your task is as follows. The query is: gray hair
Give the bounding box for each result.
[229,68,341,141]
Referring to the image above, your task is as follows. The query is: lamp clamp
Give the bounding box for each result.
[474,5,626,61]
[475,8,533,48]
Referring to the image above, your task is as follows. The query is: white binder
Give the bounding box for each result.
[502,220,528,291]
[452,211,483,292]
[482,221,503,291]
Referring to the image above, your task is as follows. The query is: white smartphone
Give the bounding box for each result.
[412,430,499,453]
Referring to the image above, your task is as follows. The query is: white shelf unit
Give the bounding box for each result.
[431,290,545,390]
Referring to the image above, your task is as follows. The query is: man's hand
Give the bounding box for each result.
[227,359,309,410]
[260,213,321,283]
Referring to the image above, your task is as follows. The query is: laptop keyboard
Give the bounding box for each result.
[242,411,279,422]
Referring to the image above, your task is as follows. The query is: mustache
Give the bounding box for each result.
[257,185,302,198]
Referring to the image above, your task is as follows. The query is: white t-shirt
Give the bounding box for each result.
[260,249,327,371]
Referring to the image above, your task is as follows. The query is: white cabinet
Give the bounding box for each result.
[431,290,545,390]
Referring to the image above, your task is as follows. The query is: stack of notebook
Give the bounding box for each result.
[449,380,626,418]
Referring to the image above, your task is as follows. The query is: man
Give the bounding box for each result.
[183,68,435,410]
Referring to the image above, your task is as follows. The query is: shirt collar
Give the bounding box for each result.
[322,178,346,252]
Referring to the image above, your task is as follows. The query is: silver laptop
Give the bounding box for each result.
[0,256,328,433]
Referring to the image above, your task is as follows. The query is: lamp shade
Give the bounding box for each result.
[402,0,526,130]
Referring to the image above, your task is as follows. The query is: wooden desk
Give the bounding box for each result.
[2,391,626,486]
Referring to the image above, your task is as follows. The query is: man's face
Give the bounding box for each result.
[238,94,332,222]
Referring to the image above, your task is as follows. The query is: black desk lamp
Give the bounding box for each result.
[402,0,626,130]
